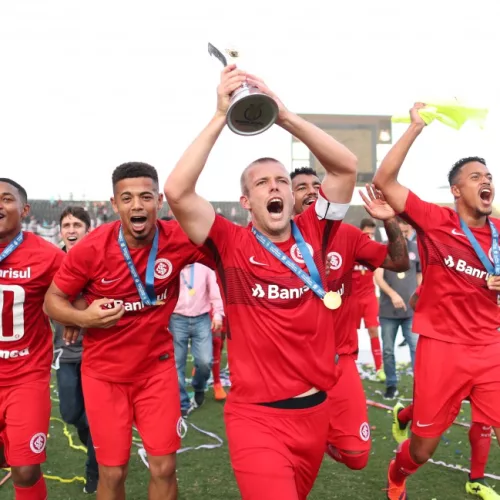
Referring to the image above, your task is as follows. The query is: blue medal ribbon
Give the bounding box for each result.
[459,218,500,276]
[181,265,195,291]
[251,222,326,300]
[118,226,161,306]
[0,232,23,263]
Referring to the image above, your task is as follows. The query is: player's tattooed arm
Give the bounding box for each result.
[381,218,409,272]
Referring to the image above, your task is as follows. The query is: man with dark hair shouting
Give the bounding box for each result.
[374,103,500,500]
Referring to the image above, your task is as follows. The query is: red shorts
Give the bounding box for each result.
[224,397,329,500]
[0,377,50,466]
[356,294,379,329]
[412,336,500,438]
[82,366,182,466]
[327,355,370,451]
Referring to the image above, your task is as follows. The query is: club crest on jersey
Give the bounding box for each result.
[327,251,343,271]
[359,422,370,442]
[30,433,47,454]
[290,243,314,264]
[409,251,416,261]
[154,258,172,280]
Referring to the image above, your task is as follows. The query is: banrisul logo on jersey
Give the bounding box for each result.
[113,289,169,312]
[251,283,309,300]
[443,255,490,281]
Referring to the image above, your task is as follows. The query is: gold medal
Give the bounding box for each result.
[154,300,165,306]
[397,272,406,279]
[323,291,342,310]
[488,276,494,287]
[188,288,196,296]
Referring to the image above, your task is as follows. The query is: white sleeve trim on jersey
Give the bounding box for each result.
[315,191,350,221]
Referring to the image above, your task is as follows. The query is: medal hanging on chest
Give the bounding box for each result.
[252,223,341,310]
[118,226,164,306]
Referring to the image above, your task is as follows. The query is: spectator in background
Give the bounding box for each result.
[52,206,99,494]
[170,263,224,417]
[375,217,422,399]
[399,218,416,242]
[396,218,417,347]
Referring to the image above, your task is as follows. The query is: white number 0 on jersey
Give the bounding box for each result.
[0,284,25,342]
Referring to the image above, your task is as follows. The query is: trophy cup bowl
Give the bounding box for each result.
[226,83,279,136]
[208,43,279,136]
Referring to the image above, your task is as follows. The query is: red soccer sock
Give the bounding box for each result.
[469,422,492,480]
[14,475,47,500]
[398,404,414,425]
[389,439,421,486]
[212,336,222,385]
[370,336,382,370]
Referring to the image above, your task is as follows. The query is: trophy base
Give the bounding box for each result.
[227,85,279,136]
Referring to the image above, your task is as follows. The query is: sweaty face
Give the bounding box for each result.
[291,174,321,215]
[111,177,163,246]
[452,162,494,217]
[240,162,294,239]
[0,182,29,243]
[361,226,376,240]
[60,214,89,251]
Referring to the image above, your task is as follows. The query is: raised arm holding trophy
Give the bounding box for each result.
[164,43,357,499]
[208,42,279,136]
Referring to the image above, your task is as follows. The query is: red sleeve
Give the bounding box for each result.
[401,190,452,232]
[204,215,240,260]
[53,239,94,300]
[354,233,388,270]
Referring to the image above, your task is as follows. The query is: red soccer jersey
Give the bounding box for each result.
[325,224,388,355]
[401,190,500,344]
[53,220,210,382]
[0,232,64,386]
[204,195,347,404]
[351,266,376,298]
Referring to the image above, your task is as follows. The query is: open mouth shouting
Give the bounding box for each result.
[302,194,317,208]
[479,186,493,206]
[130,215,148,232]
[266,197,284,220]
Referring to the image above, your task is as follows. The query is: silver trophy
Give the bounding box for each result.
[208,43,279,136]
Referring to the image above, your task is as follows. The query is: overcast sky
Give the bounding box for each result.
[1,0,498,205]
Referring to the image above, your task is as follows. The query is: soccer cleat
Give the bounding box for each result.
[194,391,205,408]
[376,368,387,382]
[213,383,227,401]
[386,460,408,499]
[384,386,400,400]
[465,479,500,499]
[83,472,98,494]
[392,402,409,444]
